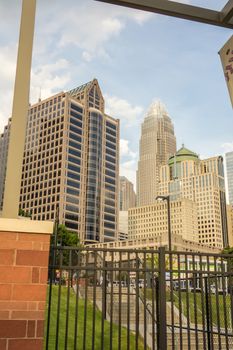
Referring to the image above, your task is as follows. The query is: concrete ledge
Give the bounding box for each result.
[0,218,53,235]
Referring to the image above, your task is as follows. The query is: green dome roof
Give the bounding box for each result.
[168,145,199,165]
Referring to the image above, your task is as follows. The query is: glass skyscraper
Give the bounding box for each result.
[0,79,119,244]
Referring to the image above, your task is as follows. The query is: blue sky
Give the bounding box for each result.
[0,0,232,187]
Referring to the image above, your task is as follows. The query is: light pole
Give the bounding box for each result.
[156,195,172,251]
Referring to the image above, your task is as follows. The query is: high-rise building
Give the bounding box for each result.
[0,79,120,244]
[227,204,233,246]
[128,198,198,244]
[119,176,136,210]
[159,145,228,248]
[226,151,233,204]
[136,101,176,206]
[0,119,11,211]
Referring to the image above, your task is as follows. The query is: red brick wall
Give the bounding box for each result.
[0,230,51,350]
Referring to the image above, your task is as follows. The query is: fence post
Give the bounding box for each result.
[157,246,167,350]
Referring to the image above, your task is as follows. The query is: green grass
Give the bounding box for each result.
[44,286,146,350]
[142,288,232,328]
[172,291,232,328]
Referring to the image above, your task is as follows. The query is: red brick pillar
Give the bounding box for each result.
[0,218,53,350]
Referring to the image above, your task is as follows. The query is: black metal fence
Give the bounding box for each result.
[44,246,233,349]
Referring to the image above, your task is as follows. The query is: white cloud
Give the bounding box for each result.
[120,159,137,188]
[120,139,137,158]
[35,0,152,63]
[30,59,71,103]
[105,94,143,126]
[0,44,17,130]
[120,139,138,189]
[221,142,233,154]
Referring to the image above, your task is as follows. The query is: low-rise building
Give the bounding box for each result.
[128,198,198,244]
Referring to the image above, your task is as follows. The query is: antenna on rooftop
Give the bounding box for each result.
[38,87,42,102]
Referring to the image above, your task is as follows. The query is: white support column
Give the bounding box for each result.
[2,0,36,218]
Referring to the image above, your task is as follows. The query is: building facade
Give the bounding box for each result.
[0,119,11,211]
[136,101,176,206]
[0,79,119,244]
[226,151,233,205]
[128,198,198,244]
[119,176,136,210]
[119,211,129,240]
[159,146,228,248]
[227,204,233,247]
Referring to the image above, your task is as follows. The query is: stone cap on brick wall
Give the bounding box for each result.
[0,218,53,234]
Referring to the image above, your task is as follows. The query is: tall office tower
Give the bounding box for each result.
[119,176,136,210]
[16,79,119,244]
[0,119,11,211]
[136,101,176,206]
[159,146,228,248]
[226,151,233,204]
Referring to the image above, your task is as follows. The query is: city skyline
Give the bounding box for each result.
[0,0,232,189]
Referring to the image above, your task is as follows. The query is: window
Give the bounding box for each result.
[106,121,116,130]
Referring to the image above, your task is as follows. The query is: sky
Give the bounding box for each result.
[0,0,232,188]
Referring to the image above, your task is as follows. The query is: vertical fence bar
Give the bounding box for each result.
[151,252,156,350]
[227,254,233,338]
[101,250,106,350]
[83,251,89,350]
[55,249,63,350]
[143,252,147,350]
[45,246,54,350]
[221,256,229,350]
[64,250,72,350]
[199,255,207,350]
[92,251,97,350]
[204,277,212,350]
[109,251,114,350]
[118,251,122,350]
[214,256,222,349]
[135,252,140,350]
[206,256,214,349]
[192,254,198,350]
[169,250,175,349]
[157,247,167,350]
[185,254,191,350]
[74,249,81,350]
[177,253,183,350]
[127,251,130,350]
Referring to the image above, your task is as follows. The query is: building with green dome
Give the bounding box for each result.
[159,145,228,249]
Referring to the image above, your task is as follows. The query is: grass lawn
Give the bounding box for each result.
[143,288,232,329]
[172,290,232,328]
[44,286,146,350]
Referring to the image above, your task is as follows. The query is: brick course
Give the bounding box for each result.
[0,220,52,350]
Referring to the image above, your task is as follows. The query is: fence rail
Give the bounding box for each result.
[44,246,233,349]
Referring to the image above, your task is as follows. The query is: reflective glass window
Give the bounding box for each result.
[106,121,116,130]
[70,125,82,135]
[69,148,81,158]
[68,172,80,181]
[67,180,80,189]
[71,103,83,114]
[68,163,80,173]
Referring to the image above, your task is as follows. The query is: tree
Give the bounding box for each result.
[51,224,81,266]
[56,224,79,247]
[18,208,32,218]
